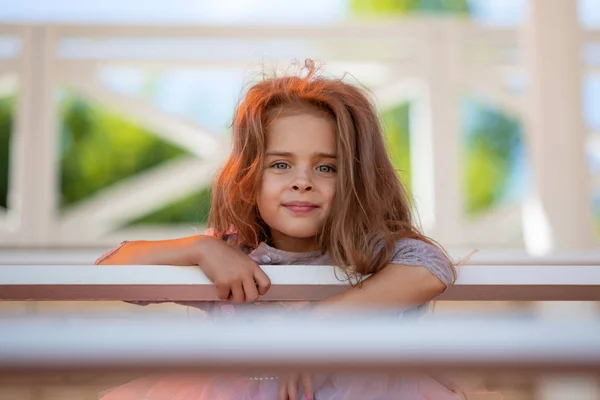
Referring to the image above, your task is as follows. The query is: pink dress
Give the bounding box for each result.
[96,238,461,400]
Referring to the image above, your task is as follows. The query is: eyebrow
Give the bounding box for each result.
[265,151,337,159]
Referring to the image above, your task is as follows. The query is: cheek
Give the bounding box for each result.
[322,180,336,207]
[255,191,269,224]
[259,175,274,197]
[256,175,278,213]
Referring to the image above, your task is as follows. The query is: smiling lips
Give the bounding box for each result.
[283,201,319,214]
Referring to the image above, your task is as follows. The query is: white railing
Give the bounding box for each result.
[1,264,600,302]
[0,20,518,248]
[1,316,599,374]
[0,3,598,251]
[1,263,599,398]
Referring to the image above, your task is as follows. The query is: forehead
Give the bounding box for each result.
[266,113,336,153]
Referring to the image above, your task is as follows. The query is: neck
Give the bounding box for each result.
[269,234,320,253]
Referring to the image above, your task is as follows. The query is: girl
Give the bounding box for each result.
[96,61,460,400]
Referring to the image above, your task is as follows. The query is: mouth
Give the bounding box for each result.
[282,202,319,214]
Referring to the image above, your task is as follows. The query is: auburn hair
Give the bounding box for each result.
[209,61,455,280]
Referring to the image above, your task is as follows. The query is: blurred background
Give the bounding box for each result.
[0,0,597,255]
[1,1,600,399]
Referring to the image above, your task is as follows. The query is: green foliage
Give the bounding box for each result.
[352,0,528,219]
[59,92,190,208]
[381,103,412,190]
[463,100,522,215]
[350,0,469,15]
[126,186,212,226]
[351,0,522,216]
[381,99,523,216]
[0,95,14,210]
[58,92,215,226]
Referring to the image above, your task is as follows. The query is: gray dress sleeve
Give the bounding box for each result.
[390,238,455,288]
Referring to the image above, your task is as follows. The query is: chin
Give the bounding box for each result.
[277,225,322,239]
[282,230,320,239]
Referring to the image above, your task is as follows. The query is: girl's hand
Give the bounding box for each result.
[195,236,271,303]
[278,373,313,400]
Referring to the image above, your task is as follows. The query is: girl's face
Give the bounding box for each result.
[257,112,337,252]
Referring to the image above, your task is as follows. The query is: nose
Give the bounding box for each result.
[293,182,313,192]
[291,168,313,192]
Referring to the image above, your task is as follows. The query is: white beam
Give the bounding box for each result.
[459,25,519,47]
[47,21,516,42]
[52,21,431,40]
[463,66,524,118]
[461,204,522,246]
[465,65,523,82]
[57,39,416,64]
[1,264,600,302]
[372,77,424,111]
[1,316,599,374]
[9,26,59,246]
[462,66,525,120]
[410,22,463,245]
[58,157,221,239]
[60,76,223,160]
[57,60,420,81]
[465,85,523,119]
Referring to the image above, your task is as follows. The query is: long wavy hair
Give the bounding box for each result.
[209,61,455,280]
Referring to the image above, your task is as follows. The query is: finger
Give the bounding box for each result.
[288,375,299,400]
[215,283,230,301]
[278,378,288,400]
[301,373,313,400]
[254,268,271,295]
[242,277,259,303]
[229,281,245,304]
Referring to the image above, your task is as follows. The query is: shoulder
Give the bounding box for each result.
[390,237,455,287]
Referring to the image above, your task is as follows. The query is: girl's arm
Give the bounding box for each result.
[315,238,453,313]
[315,264,446,312]
[95,235,271,303]
[95,235,204,266]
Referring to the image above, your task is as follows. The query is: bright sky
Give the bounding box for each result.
[0,1,597,29]
[0,0,525,25]
[0,0,347,24]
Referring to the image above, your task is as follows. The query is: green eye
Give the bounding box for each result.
[317,164,336,173]
[272,162,290,169]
